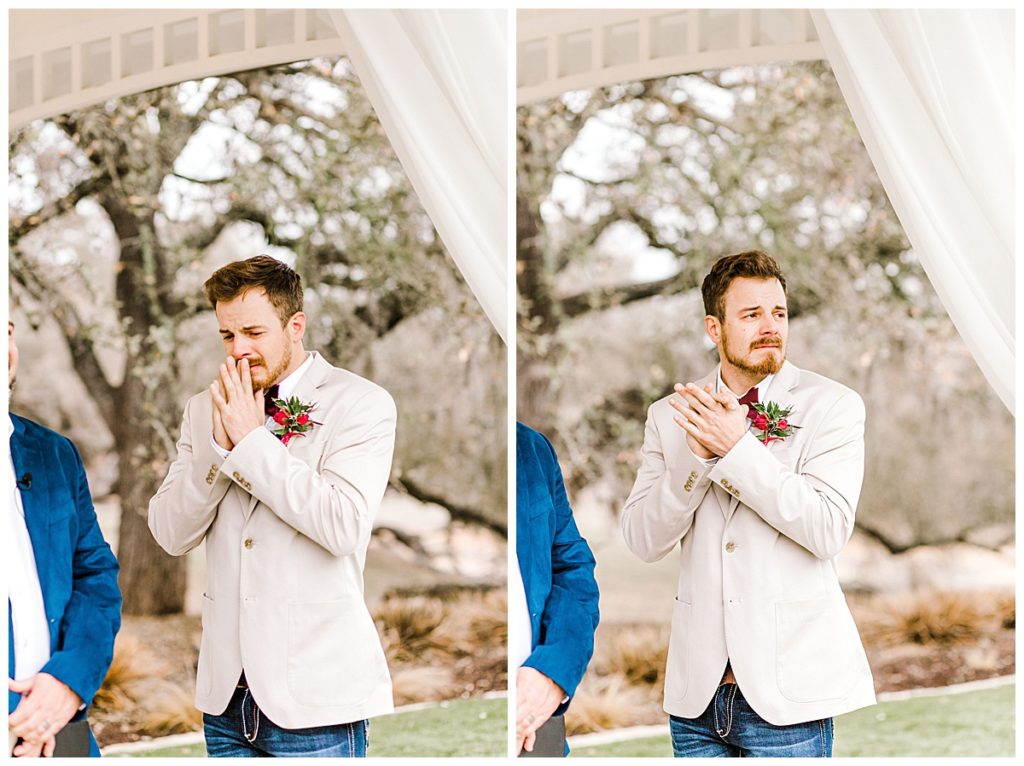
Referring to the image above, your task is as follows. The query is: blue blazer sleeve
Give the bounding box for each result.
[519,425,600,706]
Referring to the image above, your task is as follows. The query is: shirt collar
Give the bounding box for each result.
[715,366,774,403]
[275,352,314,401]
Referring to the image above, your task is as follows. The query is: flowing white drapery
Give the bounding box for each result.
[330,9,508,343]
[812,9,1015,414]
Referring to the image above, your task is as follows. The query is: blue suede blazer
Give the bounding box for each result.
[8,414,122,756]
[516,423,599,712]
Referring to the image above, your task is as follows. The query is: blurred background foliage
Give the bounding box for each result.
[9,57,506,617]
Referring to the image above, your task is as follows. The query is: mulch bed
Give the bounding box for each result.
[91,614,201,747]
[90,595,1013,746]
[91,608,507,748]
[866,632,1015,694]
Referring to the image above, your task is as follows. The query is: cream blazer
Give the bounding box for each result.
[149,351,396,728]
[621,360,875,726]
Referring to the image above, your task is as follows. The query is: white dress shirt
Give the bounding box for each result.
[211,352,315,458]
[510,557,532,668]
[6,415,51,680]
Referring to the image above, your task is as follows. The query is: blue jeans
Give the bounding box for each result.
[669,684,833,757]
[203,686,368,757]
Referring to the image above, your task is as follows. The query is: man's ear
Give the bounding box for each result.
[289,312,306,342]
[705,315,721,345]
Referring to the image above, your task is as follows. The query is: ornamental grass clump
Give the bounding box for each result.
[591,623,669,689]
[862,590,989,647]
[93,633,168,712]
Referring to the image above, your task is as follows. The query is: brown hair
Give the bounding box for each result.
[203,255,303,325]
[701,250,787,320]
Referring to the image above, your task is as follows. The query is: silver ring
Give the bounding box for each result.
[526,713,536,725]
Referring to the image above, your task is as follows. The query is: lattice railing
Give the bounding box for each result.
[517,9,825,105]
[10,9,345,129]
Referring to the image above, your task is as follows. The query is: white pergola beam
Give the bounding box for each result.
[517,9,825,105]
[9,9,346,129]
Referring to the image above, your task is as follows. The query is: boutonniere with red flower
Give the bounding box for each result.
[267,396,321,445]
[750,401,801,445]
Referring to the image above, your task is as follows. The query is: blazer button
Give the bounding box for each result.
[244,538,254,549]
[725,542,736,553]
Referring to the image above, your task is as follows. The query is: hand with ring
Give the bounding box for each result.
[516,666,565,754]
[8,673,81,756]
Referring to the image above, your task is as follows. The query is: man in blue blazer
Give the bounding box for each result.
[514,423,599,757]
[7,322,122,757]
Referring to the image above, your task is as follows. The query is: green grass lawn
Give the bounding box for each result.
[106,696,507,758]
[571,685,1014,758]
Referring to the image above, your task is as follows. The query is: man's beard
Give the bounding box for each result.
[722,329,785,377]
[250,344,292,390]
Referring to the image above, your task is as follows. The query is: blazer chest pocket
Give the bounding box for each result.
[522,496,555,567]
[525,489,554,520]
[46,492,76,526]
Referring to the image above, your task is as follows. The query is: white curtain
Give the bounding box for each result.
[812,9,1015,414]
[330,9,508,343]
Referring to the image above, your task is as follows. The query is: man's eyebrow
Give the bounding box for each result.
[219,324,267,334]
[738,304,787,313]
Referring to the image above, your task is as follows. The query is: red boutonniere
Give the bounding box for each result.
[750,401,801,445]
[267,396,321,445]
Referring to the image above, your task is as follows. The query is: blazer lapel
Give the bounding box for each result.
[244,352,331,520]
[725,361,801,521]
[514,439,535,610]
[9,418,55,609]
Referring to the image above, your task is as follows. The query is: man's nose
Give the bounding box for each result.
[230,338,254,358]
[759,315,781,335]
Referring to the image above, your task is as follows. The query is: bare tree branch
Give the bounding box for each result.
[558,273,697,319]
[393,474,506,537]
[10,256,119,429]
[9,174,107,246]
[171,171,230,186]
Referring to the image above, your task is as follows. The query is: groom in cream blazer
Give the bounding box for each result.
[150,256,395,757]
[622,251,874,758]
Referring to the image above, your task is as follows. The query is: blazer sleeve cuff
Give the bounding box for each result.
[40,654,95,710]
[521,646,584,702]
[193,430,231,494]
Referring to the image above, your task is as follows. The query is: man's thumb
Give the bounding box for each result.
[9,677,33,693]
